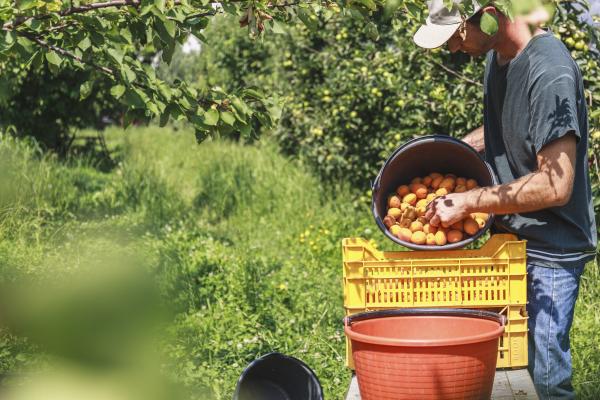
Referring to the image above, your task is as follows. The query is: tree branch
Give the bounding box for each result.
[3,0,185,30]
[4,0,307,30]
[428,58,482,87]
[183,10,218,21]
[18,31,116,76]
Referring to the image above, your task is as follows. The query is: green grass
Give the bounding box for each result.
[572,262,600,398]
[0,127,598,399]
[0,127,375,399]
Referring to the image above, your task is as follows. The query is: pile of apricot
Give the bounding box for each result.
[384,172,489,246]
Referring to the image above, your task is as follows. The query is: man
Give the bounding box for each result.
[414,1,598,399]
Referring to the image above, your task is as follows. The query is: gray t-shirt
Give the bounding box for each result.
[483,33,597,267]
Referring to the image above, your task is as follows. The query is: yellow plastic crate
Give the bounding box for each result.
[343,234,528,369]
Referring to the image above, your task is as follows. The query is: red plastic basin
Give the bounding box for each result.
[344,309,505,400]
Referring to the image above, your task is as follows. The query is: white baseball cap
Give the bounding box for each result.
[414,0,483,49]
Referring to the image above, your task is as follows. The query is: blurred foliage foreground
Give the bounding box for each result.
[0,128,599,399]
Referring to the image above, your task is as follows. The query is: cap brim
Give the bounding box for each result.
[413,21,461,49]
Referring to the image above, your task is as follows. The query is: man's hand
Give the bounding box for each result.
[425,193,472,228]
[461,126,485,153]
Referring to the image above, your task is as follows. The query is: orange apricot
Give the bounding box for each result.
[454,185,467,193]
[463,218,479,235]
[422,176,433,187]
[398,227,413,242]
[423,223,437,235]
[466,179,478,190]
[435,187,448,196]
[388,195,401,208]
[411,231,427,245]
[475,217,486,229]
[471,212,489,221]
[397,185,411,197]
[390,225,402,236]
[411,177,422,184]
[402,193,417,206]
[411,183,428,199]
[410,220,424,232]
[434,230,447,246]
[439,177,456,192]
[456,177,467,186]
[387,208,402,219]
[416,199,429,209]
[426,233,437,245]
[447,230,463,243]
[431,176,444,189]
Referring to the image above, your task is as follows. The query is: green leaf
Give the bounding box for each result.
[157,82,172,101]
[268,104,283,121]
[384,0,403,18]
[195,129,209,143]
[140,4,156,16]
[220,111,235,126]
[356,0,377,11]
[0,31,16,52]
[366,21,379,41]
[110,84,126,99]
[239,121,252,137]
[242,88,264,99]
[147,100,159,115]
[271,20,286,34]
[17,0,37,10]
[16,37,34,55]
[45,51,62,66]
[154,0,166,12]
[79,81,93,100]
[155,19,177,44]
[78,36,92,51]
[107,47,124,65]
[24,50,41,69]
[232,97,251,116]
[297,9,318,31]
[404,3,422,19]
[29,50,43,69]
[120,64,136,84]
[204,108,220,126]
[480,11,499,35]
[123,88,146,108]
[162,41,176,63]
[159,106,171,127]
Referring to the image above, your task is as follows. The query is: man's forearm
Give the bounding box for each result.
[466,170,570,215]
[462,126,485,153]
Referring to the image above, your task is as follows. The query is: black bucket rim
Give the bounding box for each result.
[233,352,324,400]
[371,134,498,251]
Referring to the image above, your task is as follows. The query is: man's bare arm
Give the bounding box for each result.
[425,133,577,228]
[461,126,485,153]
[466,133,576,214]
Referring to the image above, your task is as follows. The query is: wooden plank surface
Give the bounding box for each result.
[346,369,538,400]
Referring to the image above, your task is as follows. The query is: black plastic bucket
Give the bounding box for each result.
[372,135,498,250]
[233,352,323,400]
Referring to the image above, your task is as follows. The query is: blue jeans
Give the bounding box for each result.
[527,262,585,400]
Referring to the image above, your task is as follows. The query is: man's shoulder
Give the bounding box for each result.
[525,34,581,86]
[527,34,577,70]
